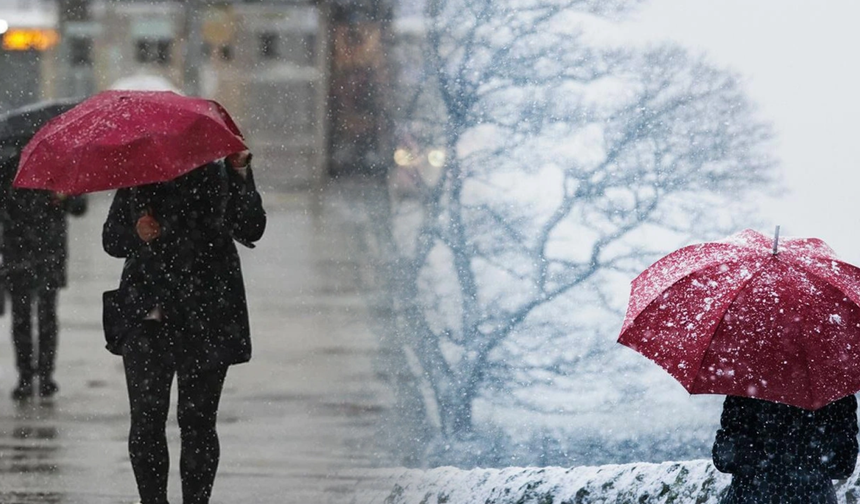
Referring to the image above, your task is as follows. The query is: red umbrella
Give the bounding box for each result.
[13,90,247,194]
[618,228,860,410]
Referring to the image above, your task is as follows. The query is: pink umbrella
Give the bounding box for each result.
[618,228,860,410]
[14,90,246,195]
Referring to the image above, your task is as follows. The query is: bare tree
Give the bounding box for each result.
[375,0,776,464]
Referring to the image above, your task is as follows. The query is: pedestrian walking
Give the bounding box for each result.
[102,150,265,504]
[0,153,87,400]
[713,395,858,504]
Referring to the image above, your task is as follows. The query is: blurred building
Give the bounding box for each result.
[0,0,396,190]
[90,0,329,190]
[0,0,59,111]
[327,0,392,178]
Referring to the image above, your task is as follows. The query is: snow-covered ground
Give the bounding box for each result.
[349,460,727,503]
[349,458,860,504]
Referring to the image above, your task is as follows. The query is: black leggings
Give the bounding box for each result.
[123,321,228,504]
[10,285,58,378]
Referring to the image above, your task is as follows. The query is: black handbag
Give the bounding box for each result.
[102,289,127,355]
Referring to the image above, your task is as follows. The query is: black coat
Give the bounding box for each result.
[713,395,859,504]
[0,155,87,291]
[102,161,266,370]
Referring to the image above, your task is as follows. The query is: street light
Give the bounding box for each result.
[0,20,8,35]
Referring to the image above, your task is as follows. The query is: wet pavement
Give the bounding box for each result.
[0,182,394,503]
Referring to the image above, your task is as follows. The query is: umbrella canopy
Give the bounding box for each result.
[617,229,860,410]
[0,98,82,150]
[13,90,246,195]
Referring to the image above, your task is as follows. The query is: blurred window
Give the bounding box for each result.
[70,36,92,66]
[258,32,279,60]
[135,38,173,65]
[219,44,233,62]
[303,34,316,62]
[156,40,172,64]
[204,42,233,62]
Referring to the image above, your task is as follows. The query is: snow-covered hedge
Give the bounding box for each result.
[350,459,860,504]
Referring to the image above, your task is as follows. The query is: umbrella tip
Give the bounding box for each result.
[772,225,781,255]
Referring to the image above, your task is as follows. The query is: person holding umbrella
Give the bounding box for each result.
[0,99,86,401]
[617,228,860,503]
[12,90,266,504]
[0,154,87,400]
[102,149,265,504]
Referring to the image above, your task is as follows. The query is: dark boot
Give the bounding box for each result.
[11,375,34,401]
[38,375,58,398]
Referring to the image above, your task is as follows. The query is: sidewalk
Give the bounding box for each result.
[0,182,393,504]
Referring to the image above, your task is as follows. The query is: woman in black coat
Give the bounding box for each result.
[0,153,87,400]
[102,151,265,504]
[713,394,859,504]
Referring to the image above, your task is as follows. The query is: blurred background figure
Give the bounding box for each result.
[0,153,87,400]
[0,98,88,401]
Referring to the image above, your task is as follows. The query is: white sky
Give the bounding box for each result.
[621,0,860,263]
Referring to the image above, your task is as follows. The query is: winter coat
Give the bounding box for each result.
[713,395,859,504]
[102,161,266,370]
[0,154,87,291]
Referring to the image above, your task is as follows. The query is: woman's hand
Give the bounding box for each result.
[51,192,67,206]
[136,214,161,243]
[226,150,253,178]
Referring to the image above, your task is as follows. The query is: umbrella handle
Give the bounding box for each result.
[772,225,780,255]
